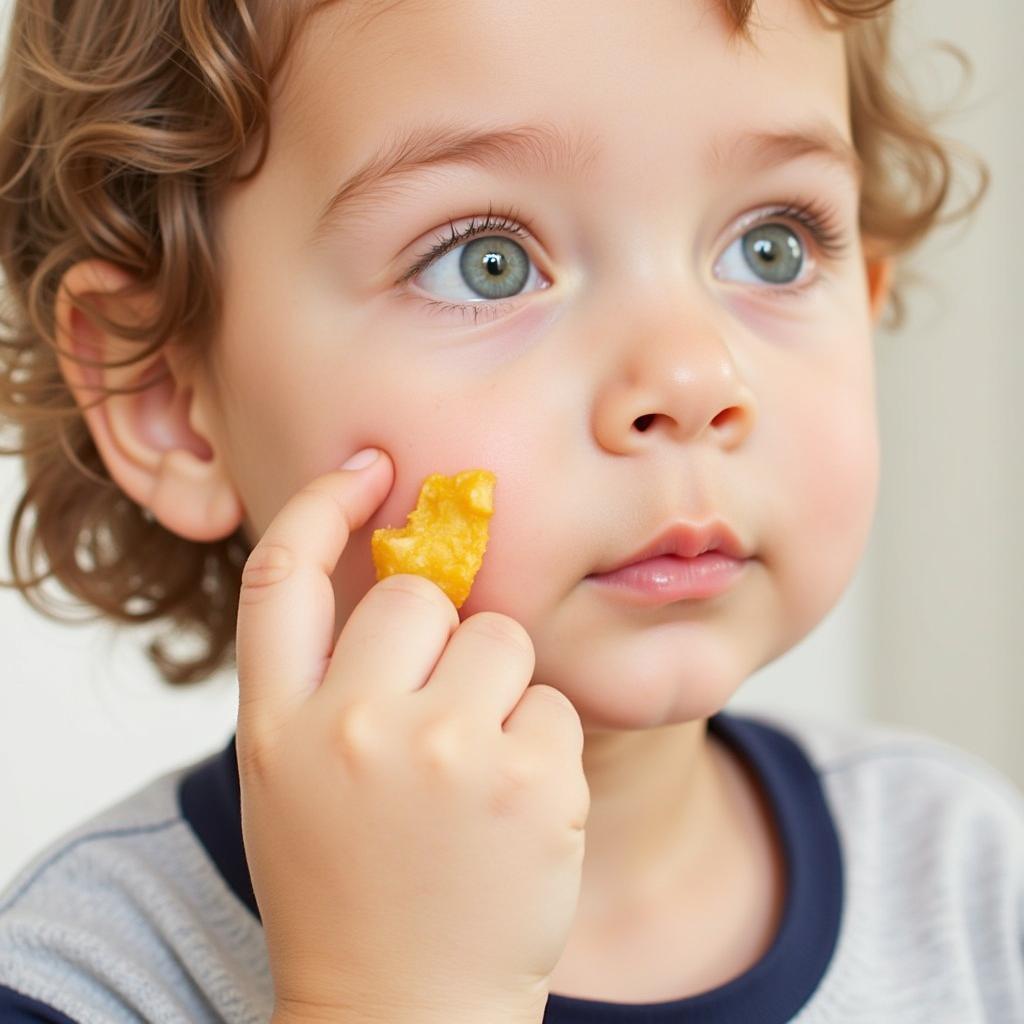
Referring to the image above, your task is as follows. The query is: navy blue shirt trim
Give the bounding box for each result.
[178,711,843,1023]
[0,983,82,1023]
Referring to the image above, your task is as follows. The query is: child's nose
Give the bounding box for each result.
[585,292,758,454]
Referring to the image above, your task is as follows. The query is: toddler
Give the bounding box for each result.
[0,0,1019,1022]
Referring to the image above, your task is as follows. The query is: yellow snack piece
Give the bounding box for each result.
[371,469,496,609]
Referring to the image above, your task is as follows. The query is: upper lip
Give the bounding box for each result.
[590,520,751,576]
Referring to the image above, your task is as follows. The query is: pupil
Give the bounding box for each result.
[742,224,802,284]
[460,236,529,299]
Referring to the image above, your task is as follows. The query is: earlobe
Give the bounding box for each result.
[865,253,893,329]
[54,259,245,542]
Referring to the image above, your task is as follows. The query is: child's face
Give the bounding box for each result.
[206,0,881,727]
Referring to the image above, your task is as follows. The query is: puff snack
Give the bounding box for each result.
[371,469,496,609]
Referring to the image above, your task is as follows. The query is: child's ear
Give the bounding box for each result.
[53,259,244,542]
[865,251,893,329]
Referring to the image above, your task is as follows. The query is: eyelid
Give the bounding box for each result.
[396,204,540,286]
[726,198,851,262]
[399,198,848,283]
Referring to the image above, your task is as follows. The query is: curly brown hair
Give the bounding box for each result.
[0,0,990,686]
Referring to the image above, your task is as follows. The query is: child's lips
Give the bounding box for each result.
[587,519,750,576]
[586,552,750,604]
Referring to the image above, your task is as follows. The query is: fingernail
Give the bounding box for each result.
[341,447,381,471]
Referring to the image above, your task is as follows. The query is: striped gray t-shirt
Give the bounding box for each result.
[1,709,1022,1023]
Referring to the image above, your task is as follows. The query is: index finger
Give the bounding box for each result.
[235,450,394,744]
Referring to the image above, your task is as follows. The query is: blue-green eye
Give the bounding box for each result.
[400,208,547,312]
[420,234,536,302]
[713,202,850,290]
[717,221,807,287]
[749,224,803,283]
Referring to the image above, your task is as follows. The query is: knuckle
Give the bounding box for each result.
[489,757,539,818]
[327,700,381,766]
[570,781,592,833]
[462,612,533,654]
[239,542,296,598]
[235,730,275,788]
[530,685,585,747]
[417,718,467,774]
[531,683,578,718]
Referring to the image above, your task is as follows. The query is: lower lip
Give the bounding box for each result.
[586,553,749,605]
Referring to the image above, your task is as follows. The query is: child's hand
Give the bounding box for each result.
[234,450,590,1024]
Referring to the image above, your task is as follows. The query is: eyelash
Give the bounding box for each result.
[398,198,850,320]
[397,203,536,286]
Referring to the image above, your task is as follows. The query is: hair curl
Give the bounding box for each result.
[0,0,990,685]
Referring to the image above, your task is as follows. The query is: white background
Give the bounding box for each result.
[1,0,1021,888]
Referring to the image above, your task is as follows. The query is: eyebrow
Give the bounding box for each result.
[310,117,862,243]
[310,120,599,244]
[705,119,863,191]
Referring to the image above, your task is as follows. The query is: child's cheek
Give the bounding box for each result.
[454,487,531,621]
[346,419,544,625]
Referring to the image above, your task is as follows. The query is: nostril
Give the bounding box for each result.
[634,413,655,432]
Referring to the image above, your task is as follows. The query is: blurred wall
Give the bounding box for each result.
[1,0,1020,888]
[866,0,1024,786]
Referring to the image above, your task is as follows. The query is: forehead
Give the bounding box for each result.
[269,0,848,209]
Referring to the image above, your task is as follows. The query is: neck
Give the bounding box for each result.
[575,717,732,923]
